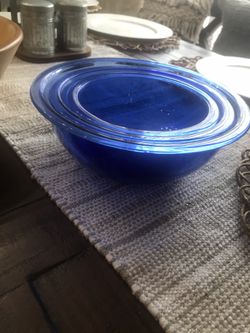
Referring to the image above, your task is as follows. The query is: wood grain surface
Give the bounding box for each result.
[0,134,163,332]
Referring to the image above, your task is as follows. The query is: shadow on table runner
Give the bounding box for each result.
[1,59,250,333]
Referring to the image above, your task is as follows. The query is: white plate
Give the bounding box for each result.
[196,56,250,98]
[87,13,173,41]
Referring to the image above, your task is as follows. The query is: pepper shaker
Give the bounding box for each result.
[21,0,55,56]
[56,0,89,52]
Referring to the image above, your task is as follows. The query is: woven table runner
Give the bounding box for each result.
[172,56,250,235]
[1,49,250,333]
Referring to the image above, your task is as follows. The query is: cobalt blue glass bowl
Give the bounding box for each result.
[30,58,250,183]
[37,58,229,140]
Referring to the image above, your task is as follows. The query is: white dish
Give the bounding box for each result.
[196,56,250,98]
[87,13,173,41]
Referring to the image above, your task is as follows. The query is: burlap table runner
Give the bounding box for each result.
[1,49,250,333]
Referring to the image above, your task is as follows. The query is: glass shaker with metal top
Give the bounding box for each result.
[21,0,55,56]
[56,0,97,52]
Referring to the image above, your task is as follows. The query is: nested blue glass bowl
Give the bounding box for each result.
[37,58,230,141]
[30,58,250,183]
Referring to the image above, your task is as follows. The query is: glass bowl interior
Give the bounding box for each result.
[40,65,235,143]
[39,65,230,139]
[30,58,250,154]
[38,58,221,138]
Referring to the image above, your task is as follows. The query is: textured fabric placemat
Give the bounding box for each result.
[169,56,202,71]
[1,50,250,333]
[89,32,180,52]
[237,149,250,233]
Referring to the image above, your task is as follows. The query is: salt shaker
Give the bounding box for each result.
[56,0,88,52]
[21,0,55,56]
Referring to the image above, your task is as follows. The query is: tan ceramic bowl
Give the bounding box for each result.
[0,16,23,78]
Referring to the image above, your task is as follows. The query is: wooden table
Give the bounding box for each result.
[0,40,214,333]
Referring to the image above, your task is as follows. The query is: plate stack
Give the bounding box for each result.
[30,58,250,183]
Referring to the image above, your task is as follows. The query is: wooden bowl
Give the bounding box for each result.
[0,16,23,78]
